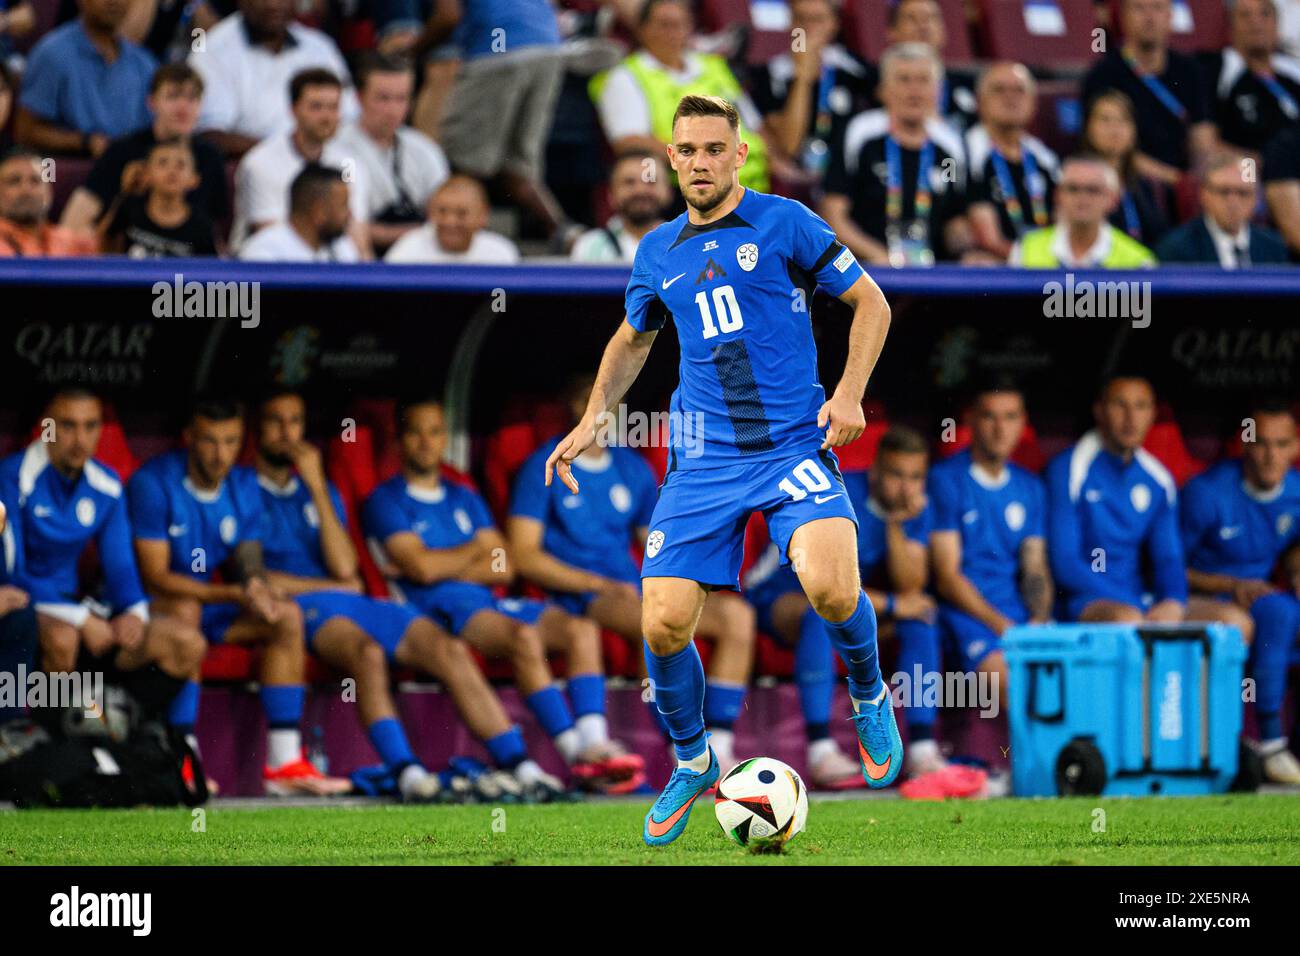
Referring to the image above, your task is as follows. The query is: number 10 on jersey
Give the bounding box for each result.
[696,284,744,339]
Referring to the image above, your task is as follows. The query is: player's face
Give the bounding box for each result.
[259,395,306,463]
[1094,379,1156,453]
[432,184,486,253]
[186,416,245,486]
[360,71,413,138]
[668,115,746,214]
[400,404,447,476]
[1232,0,1277,55]
[1085,99,1136,159]
[873,450,928,513]
[46,396,103,476]
[149,82,202,138]
[1243,412,1298,490]
[1122,0,1172,46]
[610,157,669,228]
[1201,164,1256,235]
[294,85,341,143]
[971,392,1026,463]
[881,60,939,125]
[0,157,50,225]
[980,65,1034,129]
[889,0,944,48]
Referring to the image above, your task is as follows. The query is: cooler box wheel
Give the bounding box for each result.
[1055,737,1106,795]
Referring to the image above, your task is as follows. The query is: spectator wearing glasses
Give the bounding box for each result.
[966,62,1060,261]
[1010,154,1156,268]
[1155,152,1288,265]
[1202,0,1300,155]
[1080,89,1173,249]
[1081,0,1217,187]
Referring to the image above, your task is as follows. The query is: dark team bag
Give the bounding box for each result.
[0,686,208,808]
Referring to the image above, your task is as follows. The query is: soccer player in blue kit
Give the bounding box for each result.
[0,389,206,724]
[253,389,569,802]
[129,398,350,796]
[545,95,898,846]
[1180,401,1300,784]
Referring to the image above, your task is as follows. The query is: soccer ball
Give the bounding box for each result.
[714,757,808,849]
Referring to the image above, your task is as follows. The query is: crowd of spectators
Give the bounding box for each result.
[1,0,1300,267]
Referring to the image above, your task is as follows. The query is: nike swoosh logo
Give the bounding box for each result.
[858,739,892,781]
[646,791,700,838]
[814,494,842,504]
[661,273,686,289]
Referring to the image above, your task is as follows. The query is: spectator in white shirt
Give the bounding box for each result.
[385,174,519,264]
[240,163,359,261]
[333,52,450,256]
[189,0,359,157]
[232,68,371,255]
[570,149,671,263]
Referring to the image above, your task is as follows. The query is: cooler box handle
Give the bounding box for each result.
[1025,661,1065,723]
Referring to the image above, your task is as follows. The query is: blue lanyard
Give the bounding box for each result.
[1119,191,1141,239]
[885,137,935,223]
[813,65,836,137]
[1125,54,1187,121]
[1256,73,1300,120]
[990,146,1049,231]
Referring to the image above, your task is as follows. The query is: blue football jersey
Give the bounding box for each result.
[1045,431,1187,605]
[257,474,350,579]
[0,442,147,618]
[1181,460,1300,582]
[127,450,264,580]
[928,449,1046,614]
[625,188,865,469]
[363,475,496,606]
[843,470,932,588]
[510,443,657,583]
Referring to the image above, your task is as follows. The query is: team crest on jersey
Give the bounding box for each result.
[220,515,238,544]
[562,495,581,509]
[646,529,665,558]
[609,483,632,513]
[303,502,320,528]
[695,257,727,283]
[1130,483,1152,514]
[454,508,473,535]
[75,497,96,527]
[1005,501,1026,532]
[736,243,759,272]
[1279,514,1294,538]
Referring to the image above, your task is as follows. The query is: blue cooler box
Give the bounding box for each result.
[1004,623,1247,797]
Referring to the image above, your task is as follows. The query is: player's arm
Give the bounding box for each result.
[134,538,243,605]
[296,448,360,585]
[820,272,890,450]
[1018,536,1053,623]
[1145,496,1188,621]
[884,520,927,594]
[507,515,610,594]
[546,318,657,493]
[378,531,482,586]
[457,528,516,587]
[931,529,1015,635]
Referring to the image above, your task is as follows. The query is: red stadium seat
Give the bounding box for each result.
[1142,404,1205,487]
[25,406,139,481]
[841,0,974,64]
[835,400,890,473]
[1106,0,1228,54]
[483,421,543,520]
[976,0,1098,69]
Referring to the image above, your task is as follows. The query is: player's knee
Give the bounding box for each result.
[163,620,207,673]
[354,639,389,681]
[273,600,305,643]
[715,598,757,649]
[641,601,696,656]
[565,614,601,650]
[41,628,79,673]
[804,579,860,624]
[510,623,546,664]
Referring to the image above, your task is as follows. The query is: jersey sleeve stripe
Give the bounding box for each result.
[813,239,846,273]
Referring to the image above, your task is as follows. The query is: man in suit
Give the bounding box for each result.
[1156,152,1290,266]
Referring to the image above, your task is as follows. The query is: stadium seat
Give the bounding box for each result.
[975,0,1098,69]
[1028,78,1084,161]
[1106,0,1229,53]
[835,399,890,473]
[48,156,92,222]
[841,0,974,64]
[1142,404,1206,487]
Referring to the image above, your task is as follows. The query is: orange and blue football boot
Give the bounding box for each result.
[852,687,904,788]
[642,748,719,846]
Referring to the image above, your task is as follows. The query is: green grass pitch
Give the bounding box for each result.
[2,793,1298,865]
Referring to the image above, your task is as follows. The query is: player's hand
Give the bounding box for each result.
[989,612,1016,637]
[1145,600,1185,624]
[111,613,146,652]
[817,393,865,450]
[594,578,639,602]
[545,419,599,494]
[0,585,28,614]
[287,440,326,487]
[1231,578,1276,609]
[893,592,936,624]
[243,577,281,624]
[81,615,116,656]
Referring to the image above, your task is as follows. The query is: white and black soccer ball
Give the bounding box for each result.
[714,757,808,848]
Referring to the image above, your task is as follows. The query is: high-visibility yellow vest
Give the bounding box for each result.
[590,52,770,192]
[1017,226,1156,268]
